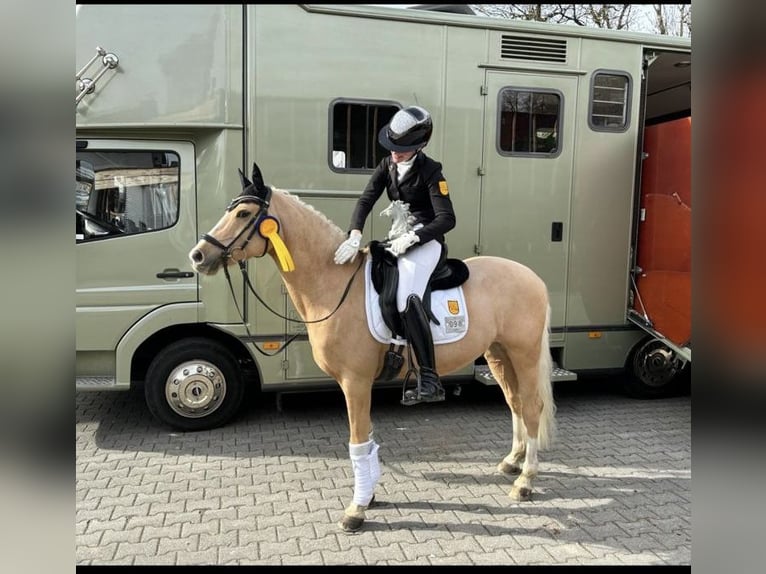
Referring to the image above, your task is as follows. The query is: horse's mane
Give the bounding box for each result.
[273,187,346,238]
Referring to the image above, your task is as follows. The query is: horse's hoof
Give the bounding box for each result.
[338,514,365,532]
[510,485,532,501]
[497,461,522,475]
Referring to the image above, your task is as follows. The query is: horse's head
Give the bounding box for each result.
[189,162,294,275]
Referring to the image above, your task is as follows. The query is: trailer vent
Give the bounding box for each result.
[500,35,567,63]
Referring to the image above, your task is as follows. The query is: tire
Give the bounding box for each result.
[144,338,246,431]
[623,337,689,399]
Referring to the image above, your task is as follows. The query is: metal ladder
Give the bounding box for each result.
[76,46,119,106]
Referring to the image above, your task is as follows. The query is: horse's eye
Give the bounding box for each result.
[236,210,251,219]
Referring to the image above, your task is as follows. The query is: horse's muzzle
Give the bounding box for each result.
[189,246,224,276]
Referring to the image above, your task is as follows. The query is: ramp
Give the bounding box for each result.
[630,116,691,364]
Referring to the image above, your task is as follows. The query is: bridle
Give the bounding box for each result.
[198,183,364,356]
[200,190,274,263]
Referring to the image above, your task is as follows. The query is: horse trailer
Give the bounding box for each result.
[75,4,691,430]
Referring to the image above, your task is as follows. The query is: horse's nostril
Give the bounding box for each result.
[191,249,204,263]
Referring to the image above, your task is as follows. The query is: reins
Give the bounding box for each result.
[219,251,364,355]
[221,254,364,356]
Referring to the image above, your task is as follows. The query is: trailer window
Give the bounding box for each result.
[76,150,180,241]
[497,89,561,156]
[589,71,631,131]
[330,100,399,172]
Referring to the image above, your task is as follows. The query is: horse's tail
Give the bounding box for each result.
[536,303,557,450]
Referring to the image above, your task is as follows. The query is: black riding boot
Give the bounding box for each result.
[400,294,446,406]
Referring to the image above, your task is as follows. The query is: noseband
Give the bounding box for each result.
[201,190,272,261]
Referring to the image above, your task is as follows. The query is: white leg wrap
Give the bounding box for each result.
[366,426,381,489]
[349,440,375,506]
[369,441,381,486]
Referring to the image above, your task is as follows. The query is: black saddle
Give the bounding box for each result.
[368,240,469,339]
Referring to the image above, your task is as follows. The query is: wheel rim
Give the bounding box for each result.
[164,360,227,418]
[633,340,682,388]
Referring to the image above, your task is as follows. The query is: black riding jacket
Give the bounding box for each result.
[348,152,456,246]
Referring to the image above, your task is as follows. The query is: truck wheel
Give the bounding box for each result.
[624,338,689,399]
[145,338,245,431]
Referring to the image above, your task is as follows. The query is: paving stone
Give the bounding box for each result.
[76,542,118,563]
[113,540,159,561]
[76,382,690,566]
[174,549,218,565]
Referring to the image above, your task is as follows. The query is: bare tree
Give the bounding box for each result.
[583,4,635,30]
[652,4,691,37]
[470,4,636,28]
[470,4,691,36]
[470,4,564,22]
[653,3,669,34]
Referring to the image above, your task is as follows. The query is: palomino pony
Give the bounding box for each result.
[189,163,557,532]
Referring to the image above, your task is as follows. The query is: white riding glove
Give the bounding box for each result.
[385,230,419,257]
[334,231,362,264]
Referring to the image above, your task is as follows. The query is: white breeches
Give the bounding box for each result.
[396,239,442,312]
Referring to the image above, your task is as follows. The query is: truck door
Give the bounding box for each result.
[76,140,198,383]
[479,71,577,333]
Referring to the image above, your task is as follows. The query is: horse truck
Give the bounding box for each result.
[75,4,691,431]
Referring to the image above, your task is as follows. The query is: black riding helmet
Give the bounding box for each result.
[378,106,433,152]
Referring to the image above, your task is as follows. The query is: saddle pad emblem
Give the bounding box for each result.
[448,300,460,315]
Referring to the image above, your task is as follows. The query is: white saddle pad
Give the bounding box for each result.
[364,256,469,345]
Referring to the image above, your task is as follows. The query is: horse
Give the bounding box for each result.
[188,163,557,532]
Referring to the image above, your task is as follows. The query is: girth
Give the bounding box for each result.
[368,240,469,339]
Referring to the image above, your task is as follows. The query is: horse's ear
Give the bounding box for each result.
[238,168,252,189]
[251,162,267,193]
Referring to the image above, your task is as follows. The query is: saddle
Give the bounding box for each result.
[368,240,469,339]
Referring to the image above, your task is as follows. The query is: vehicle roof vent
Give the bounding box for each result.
[500,35,567,63]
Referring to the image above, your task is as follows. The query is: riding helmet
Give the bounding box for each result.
[378,106,433,152]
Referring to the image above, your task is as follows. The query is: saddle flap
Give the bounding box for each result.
[369,241,404,337]
[368,240,470,337]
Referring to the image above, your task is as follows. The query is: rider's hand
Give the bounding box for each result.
[385,231,419,257]
[334,230,362,264]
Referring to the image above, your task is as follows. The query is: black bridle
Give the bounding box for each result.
[198,167,364,356]
[200,192,273,262]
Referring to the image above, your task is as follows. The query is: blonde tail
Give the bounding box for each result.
[536,304,557,450]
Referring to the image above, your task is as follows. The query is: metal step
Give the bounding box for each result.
[76,376,117,390]
[474,363,577,386]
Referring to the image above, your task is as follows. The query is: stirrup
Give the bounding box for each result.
[400,369,445,406]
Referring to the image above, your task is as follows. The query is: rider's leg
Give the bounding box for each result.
[395,239,442,313]
[401,293,445,403]
[397,240,445,404]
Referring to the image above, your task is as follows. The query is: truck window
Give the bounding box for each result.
[76,150,180,241]
[589,71,631,131]
[329,100,399,172]
[497,89,561,156]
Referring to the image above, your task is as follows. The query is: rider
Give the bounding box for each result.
[333,105,456,405]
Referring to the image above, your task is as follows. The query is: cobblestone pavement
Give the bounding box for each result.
[76,377,691,566]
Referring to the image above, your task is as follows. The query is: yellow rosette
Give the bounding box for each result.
[258,216,295,272]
